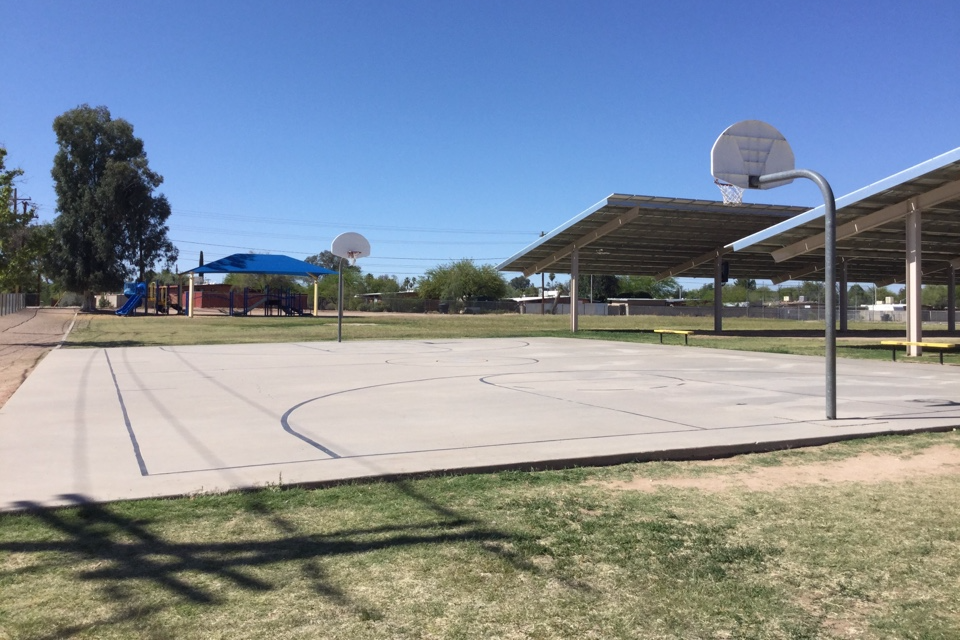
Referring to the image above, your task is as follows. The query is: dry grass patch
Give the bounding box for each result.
[601,444,960,493]
[3,433,960,639]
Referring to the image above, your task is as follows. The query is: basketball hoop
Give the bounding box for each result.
[331,232,372,343]
[714,179,744,205]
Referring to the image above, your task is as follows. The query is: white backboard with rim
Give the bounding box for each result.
[331,232,371,261]
[711,120,795,189]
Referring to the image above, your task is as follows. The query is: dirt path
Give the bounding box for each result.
[0,308,78,407]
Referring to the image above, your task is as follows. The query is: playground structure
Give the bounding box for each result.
[154,283,313,317]
[113,281,318,318]
[183,253,337,318]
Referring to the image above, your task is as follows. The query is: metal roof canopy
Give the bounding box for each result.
[497,195,816,282]
[729,146,960,287]
[184,253,336,277]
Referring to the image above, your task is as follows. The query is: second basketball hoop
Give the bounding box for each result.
[331,232,371,342]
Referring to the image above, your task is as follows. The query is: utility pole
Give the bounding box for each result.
[11,189,32,217]
[10,190,35,296]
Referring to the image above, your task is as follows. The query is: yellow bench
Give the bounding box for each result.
[880,340,960,365]
[654,329,694,345]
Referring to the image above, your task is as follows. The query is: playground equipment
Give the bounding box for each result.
[155,283,188,315]
[116,283,146,316]
[230,287,309,316]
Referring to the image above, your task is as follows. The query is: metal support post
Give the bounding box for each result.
[713,255,723,332]
[905,207,922,356]
[570,250,579,332]
[948,265,956,333]
[839,260,848,333]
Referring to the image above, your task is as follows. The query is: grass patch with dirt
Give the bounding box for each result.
[2,431,960,639]
[66,313,951,365]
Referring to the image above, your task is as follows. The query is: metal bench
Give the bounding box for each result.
[880,340,960,365]
[654,329,694,345]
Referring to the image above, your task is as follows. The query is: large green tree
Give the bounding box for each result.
[418,259,507,302]
[48,105,177,310]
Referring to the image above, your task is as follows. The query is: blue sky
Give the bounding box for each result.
[4,0,960,288]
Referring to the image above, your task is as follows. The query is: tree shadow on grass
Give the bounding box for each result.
[3,485,589,638]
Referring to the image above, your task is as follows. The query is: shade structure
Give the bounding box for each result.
[184,253,335,277]
[496,195,809,282]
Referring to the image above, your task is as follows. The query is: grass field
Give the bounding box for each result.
[2,431,959,639]
[66,311,954,365]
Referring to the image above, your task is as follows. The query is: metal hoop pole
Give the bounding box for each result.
[337,257,344,343]
[757,169,837,419]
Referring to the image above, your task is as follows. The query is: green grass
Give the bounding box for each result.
[66,312,954,365]
[2,431,960,639]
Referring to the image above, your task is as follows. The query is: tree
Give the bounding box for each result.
[306,249,365,306]
[848,284,867,309]
[306,250,350,272]
[223,272,304,292]
[867,284,895,305]
[48,105,178,310]
[577,274,619,301]
[1,147,52,293]
[509,275,532,294]
[617,275,678,298]
[418,259,507,302]
[363,273,401,293]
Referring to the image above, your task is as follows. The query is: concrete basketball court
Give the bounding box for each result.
[3,336,960,511]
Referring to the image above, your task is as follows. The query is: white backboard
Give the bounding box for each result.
[331,232,371,260]
[711,120,795,189]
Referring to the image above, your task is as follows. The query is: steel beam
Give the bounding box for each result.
[522,207,641,277]
[771,178,960,263]
[656,246,731,281]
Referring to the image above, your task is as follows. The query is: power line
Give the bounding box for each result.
[170,207,538,236]
[170,225,520,245]
[170,239,504,260]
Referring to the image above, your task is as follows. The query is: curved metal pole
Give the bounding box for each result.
[757,169,836,419]
[337,258,344,343]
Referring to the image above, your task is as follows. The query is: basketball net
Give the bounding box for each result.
[347,251,361,266]
[714,179,744,205]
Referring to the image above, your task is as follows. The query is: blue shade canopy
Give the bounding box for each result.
[185,253,336,277]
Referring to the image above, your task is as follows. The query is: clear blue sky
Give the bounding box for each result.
[4,0,959,288]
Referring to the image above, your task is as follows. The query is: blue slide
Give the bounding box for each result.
[116,282,146,316]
